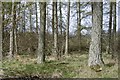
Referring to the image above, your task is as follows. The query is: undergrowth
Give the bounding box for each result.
[2,52,118,78]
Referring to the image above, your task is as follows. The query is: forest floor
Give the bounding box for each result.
[2,52,118,78]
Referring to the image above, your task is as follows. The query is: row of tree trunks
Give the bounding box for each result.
[8,2,18,60]
[0,1,117,68]
[108,1,117,59]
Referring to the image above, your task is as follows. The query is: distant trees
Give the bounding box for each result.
[88,1,104,68]
[37,2,46,63]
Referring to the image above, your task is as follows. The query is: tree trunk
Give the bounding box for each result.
[0,1,4,76]
[2,3,4,55]
[59,1,62,35]
[53,2,58,58]
[2,4,4,40]
[118,1,120,58]
[35,2,38,34]
[17,2,20,54]
[14,27,17,55]
[29,3,32,32]
[14,3,17,55]
[65,1,70,55]
[77,2,81,52]
[37,2,46,63]
[112,2,116,59]
[101,2,103,57]
[52,2,54,54]
[9,1,15,59]
[52,2,54,40]
[108,2,112,54]
[23,3,26,32]
[88,2,104,67]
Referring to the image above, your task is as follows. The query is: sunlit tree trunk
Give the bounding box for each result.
[37,2,46,63]
[88,1,104,67]
[65,1,70,55]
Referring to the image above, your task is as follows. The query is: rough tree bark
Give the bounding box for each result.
[37,2,46,63]
[65,1,70,55]
[88,2,104,68]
